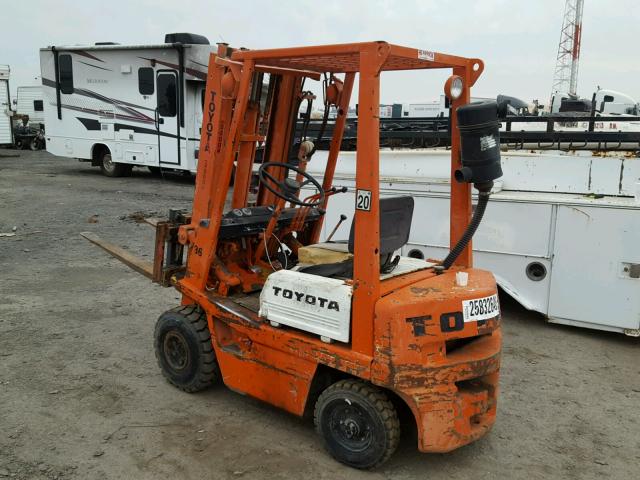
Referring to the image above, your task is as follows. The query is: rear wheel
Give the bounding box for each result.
[154,305,220,392]
[29,137,40,151]
[314,379,400,469]
[99,150,131,177]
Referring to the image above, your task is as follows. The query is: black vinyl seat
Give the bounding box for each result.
[300,196,414,278]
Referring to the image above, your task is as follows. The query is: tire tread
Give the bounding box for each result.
[314,379,400,469]
[154,305,220,393]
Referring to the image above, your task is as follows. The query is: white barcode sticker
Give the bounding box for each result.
[462,294,500,322]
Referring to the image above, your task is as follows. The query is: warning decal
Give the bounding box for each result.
[418,50,435,61]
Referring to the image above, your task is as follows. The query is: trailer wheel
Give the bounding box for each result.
[15,138,24,150]
[154,305,220,392]
[100,151,132,177]
[29,137,40,151]
[314,379,400,469]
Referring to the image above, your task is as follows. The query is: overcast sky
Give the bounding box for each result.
[3,0,639,106]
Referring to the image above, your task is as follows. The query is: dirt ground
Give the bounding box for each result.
[0,149,638,480]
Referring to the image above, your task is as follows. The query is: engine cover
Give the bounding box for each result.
[259,270,353,342]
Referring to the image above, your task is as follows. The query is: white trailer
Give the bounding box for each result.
[0,65,13,146]
[306,149,640,336]
[39,33,216,176]
[401,96,490,118]
[550,89,638,115]
[15,86,44,127]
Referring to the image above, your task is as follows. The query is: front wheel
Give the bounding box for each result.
[154,305,220,392]
[99,151,131,177]
[314,379,400,469]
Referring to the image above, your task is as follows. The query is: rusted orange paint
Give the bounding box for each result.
[167,41,501,454]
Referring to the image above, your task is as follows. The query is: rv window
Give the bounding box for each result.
[34,100,44,112]
[157,74,177,117]
[138,67,154,95]
[59,54,74,94]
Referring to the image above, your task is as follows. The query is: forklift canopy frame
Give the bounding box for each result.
[180,41,484,357]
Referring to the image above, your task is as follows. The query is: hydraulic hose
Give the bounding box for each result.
[441,189,491,270]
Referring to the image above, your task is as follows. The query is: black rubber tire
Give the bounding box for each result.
[314,379,400,469]
[14,139,24,149]
[99,151,132,177]
[148,166,162,176]
[29,137,40,151]
[154,305,220,393]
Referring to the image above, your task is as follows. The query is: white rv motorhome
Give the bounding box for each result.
[15,86,45,128]
[0,65,12,146]
[40,33,216,176]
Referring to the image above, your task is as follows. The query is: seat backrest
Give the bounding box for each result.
[347,196,414,255]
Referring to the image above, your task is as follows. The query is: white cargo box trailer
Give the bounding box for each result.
[39,33,216,176]
[15,86,45,127]
[0,65,13,146]
[306,149,640,336]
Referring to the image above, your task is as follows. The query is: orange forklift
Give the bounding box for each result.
[84,41,504,468]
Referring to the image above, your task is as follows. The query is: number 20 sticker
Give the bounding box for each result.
[355,189,372,211]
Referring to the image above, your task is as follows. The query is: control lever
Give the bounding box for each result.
[326,214,347,242]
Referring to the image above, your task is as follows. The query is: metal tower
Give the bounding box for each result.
[551,0,584,98]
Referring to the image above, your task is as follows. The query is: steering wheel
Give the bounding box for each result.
[258,162,325,208]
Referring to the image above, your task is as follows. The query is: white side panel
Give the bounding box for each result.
[0,80,12,144]
[309,172,640,333]
[259,270,352,342]
[317,187,554,258]
[406,244,552,314]
[16,86,44,125]
[309,150,639,197]
[548,205,640,330]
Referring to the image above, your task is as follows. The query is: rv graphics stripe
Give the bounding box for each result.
[42,77,155,124]
[75,116,195,141]
[62,104,155,124]
[75,50,105,63]
[73,88,155,121]
[42,77,154,112]
[188,59,208,68]
[77,61,113,72]
[138,57,207,80]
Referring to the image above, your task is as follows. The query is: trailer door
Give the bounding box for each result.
[156,71,179,165]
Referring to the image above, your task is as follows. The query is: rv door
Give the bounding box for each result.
[156,71,179,165]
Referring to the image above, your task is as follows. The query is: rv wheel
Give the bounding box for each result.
[314,380,400,469]
[100,151,132,177]
[154,305,220,392]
